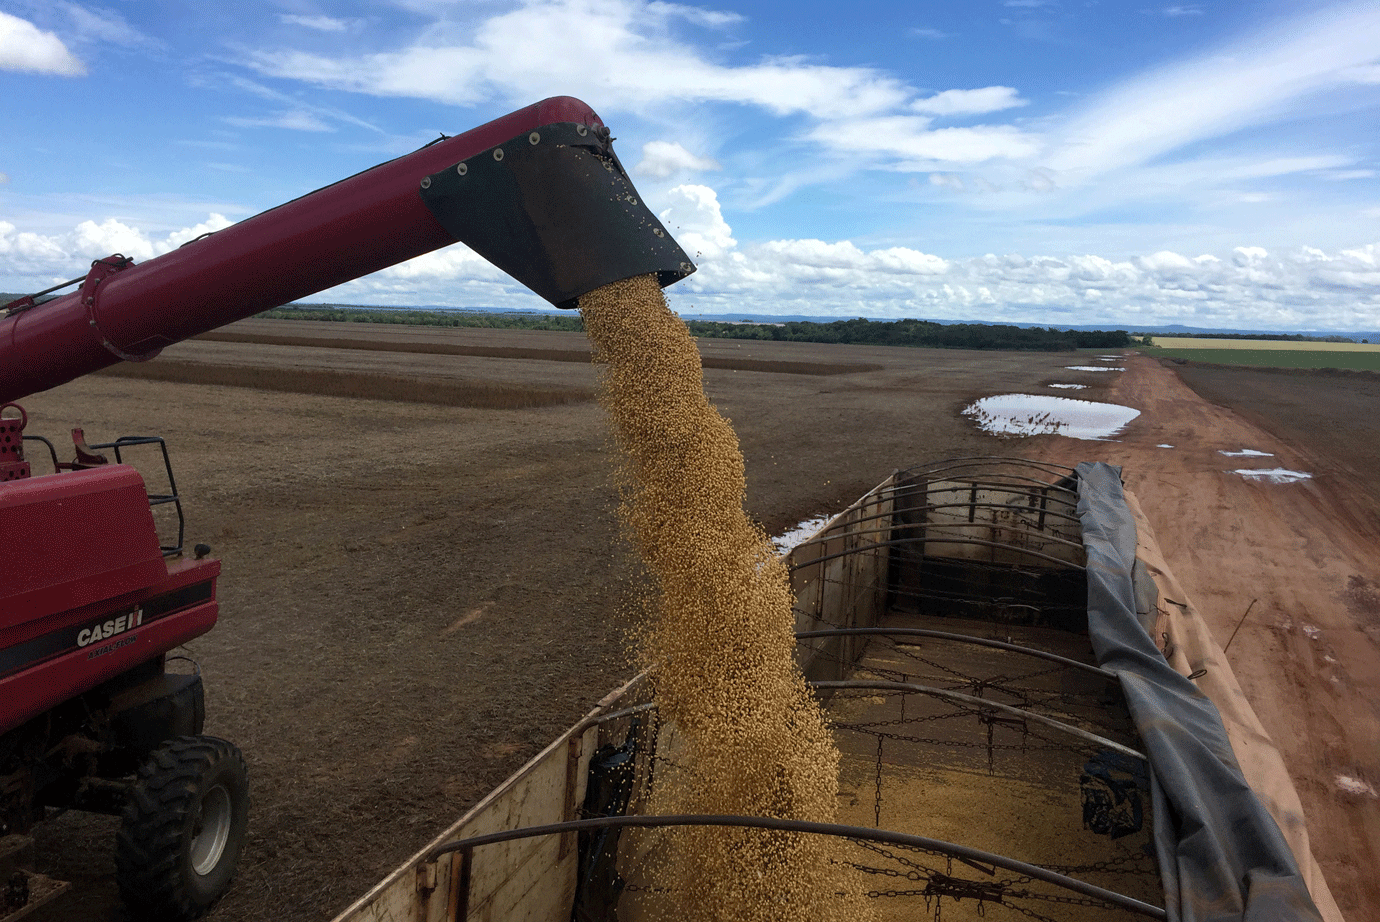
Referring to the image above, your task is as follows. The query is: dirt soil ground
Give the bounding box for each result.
[15,325,1378,921]
[1033,355,1380,922]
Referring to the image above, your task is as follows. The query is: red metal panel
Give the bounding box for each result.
[0,96,604,403]
[0,596,218,733]
[0,466,165,631]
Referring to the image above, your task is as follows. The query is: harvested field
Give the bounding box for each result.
[96,360,594,408]
[18,319,1081,922]
[14,323,1379,922]
[1151,337,1380,351]
[194,322,884,376]
[1172,364,1380,532]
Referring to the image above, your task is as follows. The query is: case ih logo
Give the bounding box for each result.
[77,608,143,648]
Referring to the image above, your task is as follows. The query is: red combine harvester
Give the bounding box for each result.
[0,96,692,921]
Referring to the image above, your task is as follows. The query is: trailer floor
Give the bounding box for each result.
[826,611,1162,921]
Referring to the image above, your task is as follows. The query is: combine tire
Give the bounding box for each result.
[115,736,249,921]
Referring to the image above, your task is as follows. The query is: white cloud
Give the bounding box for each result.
[657,184,736,259]
[58,2,159,49]
[225,75,382,133]
[813,117,1041,165]
[910,28,949,40]
[645,2,742,28]
[3,205,1377,329]
[279,14,354,32]
[1162,6,1203,16]
[911,87,1028,116]
[0,11,85,75]
[243,0,914,119]
[929,173,965,192]
[223,111,334,132]
[1048,4,1380,177]
[636,141,721,178]
[0,172,8,184]
[0,214,235,278]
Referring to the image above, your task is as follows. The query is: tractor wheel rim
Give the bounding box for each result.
[191,783,233,876]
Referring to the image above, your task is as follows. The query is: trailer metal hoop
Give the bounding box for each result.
[810,679,1145,761]
[796,628,1117,681]
[426,814,1166,919]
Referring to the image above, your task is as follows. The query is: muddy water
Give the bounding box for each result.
[580,275,867,922]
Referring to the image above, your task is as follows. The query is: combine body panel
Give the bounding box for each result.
[0,464,219,733]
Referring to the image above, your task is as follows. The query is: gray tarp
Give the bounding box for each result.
[1075,462,1323,922]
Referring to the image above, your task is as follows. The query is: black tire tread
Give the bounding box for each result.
[115,735,248,922]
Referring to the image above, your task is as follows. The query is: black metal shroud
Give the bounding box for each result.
[420,122,695,310]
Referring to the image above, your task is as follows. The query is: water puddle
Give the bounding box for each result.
[1335,774,1377,798]
[1065,365,1124,372]
[1219,449,1274,458]
[1158,444,1174,449]
[964,394,1140,440]
[1232,468,1312,483]
[772,514,835,555]
[1049,383,1087,390]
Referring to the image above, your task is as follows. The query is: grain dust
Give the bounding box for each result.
[580,274,867,922]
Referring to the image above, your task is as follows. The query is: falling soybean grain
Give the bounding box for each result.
[580,275,870,922]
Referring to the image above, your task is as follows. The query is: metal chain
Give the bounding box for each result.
[873,734,884,827]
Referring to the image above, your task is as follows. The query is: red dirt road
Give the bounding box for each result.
[1035,355,1380,922]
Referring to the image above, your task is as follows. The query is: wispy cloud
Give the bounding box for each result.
[57,2,161,49]
[645,2,742,28]
[224,74,384,133]
[911,86,1027,116]
[812,117,1040,166]
[1047,3,1380,177]
[910,27,949,39]
[223,111,333,132]
[279,14,355,33]
[242,0,914,119]
[0,11,85,75]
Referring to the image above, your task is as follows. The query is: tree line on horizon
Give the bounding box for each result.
[258,304,1131,351]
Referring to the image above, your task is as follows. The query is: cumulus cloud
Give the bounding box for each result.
[911,87,1027,116]
[0,214,234,278]
[657,184,736,259]
[0,11,85,75]
[636,141,721,178]
[3,204,1377,328]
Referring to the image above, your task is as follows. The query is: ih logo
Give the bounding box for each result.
[77,607,144,648]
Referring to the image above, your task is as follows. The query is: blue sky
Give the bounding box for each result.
[2,0,1378,330]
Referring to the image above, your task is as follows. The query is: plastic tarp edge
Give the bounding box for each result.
[1075,461,1322,922]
